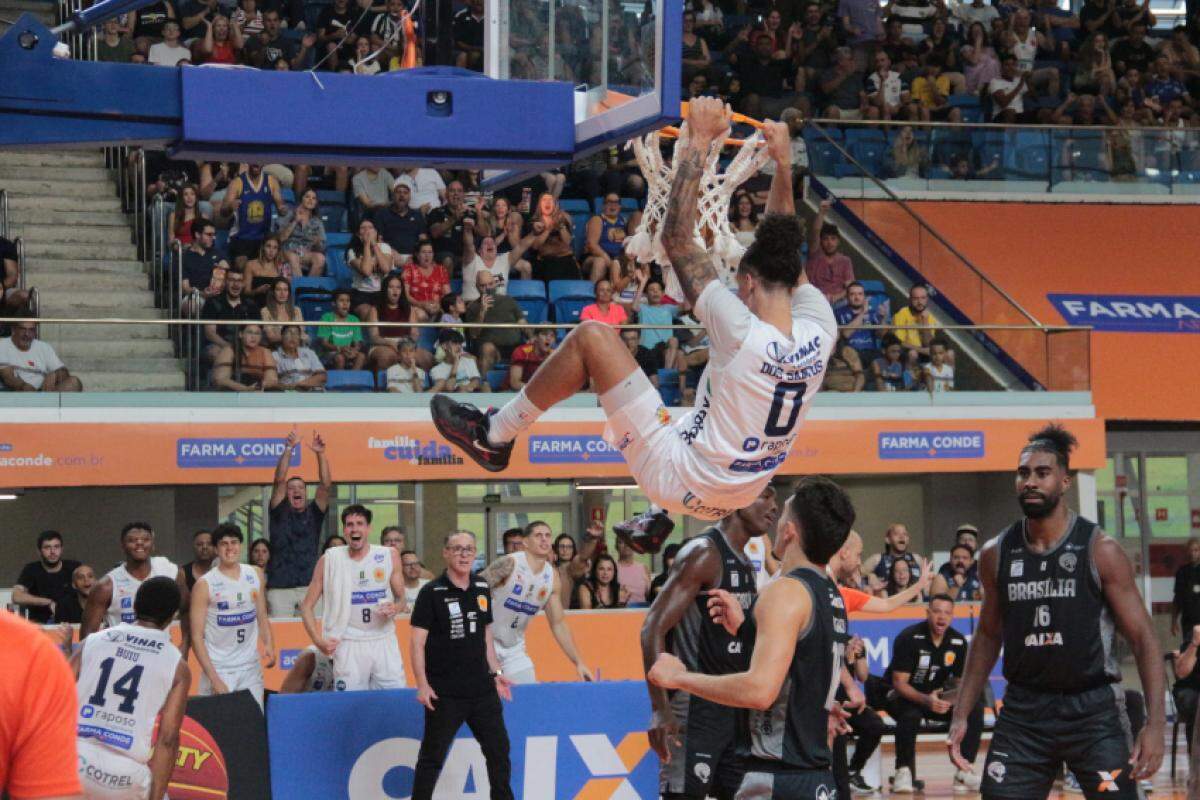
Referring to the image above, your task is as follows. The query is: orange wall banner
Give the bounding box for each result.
[0,415,1105,487]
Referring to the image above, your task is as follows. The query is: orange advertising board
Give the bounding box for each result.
[0,415,1105,487]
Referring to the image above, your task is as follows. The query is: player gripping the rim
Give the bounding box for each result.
[431,98,836,550]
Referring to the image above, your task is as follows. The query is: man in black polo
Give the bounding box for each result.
[410,530,513,800]
[1173,537,1200,639]
[266,429,332,617]
[200,268,260,364]
[13,530,82,624]
[374,182,425,260]
[885,593,983,793]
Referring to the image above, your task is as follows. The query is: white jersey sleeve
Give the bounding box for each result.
[200,565,262,670]
[693,280,755,364]
[791,283,838,339]
[76,624,180,765]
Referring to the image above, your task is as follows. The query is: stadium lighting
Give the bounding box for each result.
[574,483,642,492]
[0,492,19,501]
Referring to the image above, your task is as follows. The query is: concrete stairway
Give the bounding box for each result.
[3,150,187,391]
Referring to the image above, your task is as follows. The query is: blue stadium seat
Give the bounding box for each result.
[325,370,376,392]
[548,280,595,305]
[552,297,592,332]
[657,368,681,406]
[316,189,346,205]
[804,131,847,174]
[844,127,887,145]
[416,324,439,354]
[620,197,639,212]
[324,248,352,289]
[508,279,548,324]
[293,276,337,298]
[375,370,388,390]
[450,279,463,294]
[486,367,508,391]
[570,213,590,257]
[858,279,886,294]
[320,204,348,233]
[281,188,296,204]
[848,139,888,177]
[325,232,352,249]
[559,198,592,214]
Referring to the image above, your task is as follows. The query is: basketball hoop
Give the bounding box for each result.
[624,113,771,298]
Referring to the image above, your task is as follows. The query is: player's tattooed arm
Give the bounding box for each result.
[481,555,515,589]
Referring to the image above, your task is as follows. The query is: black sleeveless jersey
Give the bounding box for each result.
[748,566,848,771]
[668,528,758,675]
[995,514,1121,692]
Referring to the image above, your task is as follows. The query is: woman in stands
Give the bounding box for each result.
[167,183,201,248]
[1075,32,1117,97]
[886,126,927,178]
[275,188,327,278]
[351,36,381,75]
[192,13,243,65]
[244,235,288,299]
[488,197,521,254]
[365,273,429,372]
[273,324,327,391]
[881,557,925,603]
[528,192,581,282]
[348,218,394,320]
[579,278,629,326]
[249,539,271,570]
[729,191,758,249]
[961,23,999,94]
[261,278,306,348]
[211,323,279,392]
[573,554,628,609]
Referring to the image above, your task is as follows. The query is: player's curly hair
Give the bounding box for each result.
[790,476,856,565]
[740,213,805,289]
[1024,423,1078,471]
[135,576,181,627]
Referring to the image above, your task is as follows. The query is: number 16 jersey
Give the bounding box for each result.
[76,624,180,765]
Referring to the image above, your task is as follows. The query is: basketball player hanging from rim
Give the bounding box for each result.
[432,97,837,548]
[947,424,1165,800]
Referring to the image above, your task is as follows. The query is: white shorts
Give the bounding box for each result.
[334,635,407,691]
[199,662,265,709]
[495,640,537,684]
[77,739,152,800]
[601,369,742,521]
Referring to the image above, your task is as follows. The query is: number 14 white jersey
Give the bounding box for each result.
[675,282,836,509]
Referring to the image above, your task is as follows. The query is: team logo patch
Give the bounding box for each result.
[656,406,671,426]
[693,763,711,783]
[374,552,385,562]
[537,587,549,602]
[1010,560,1024,578]
[987,761,1006,783]
[477,595,489,612]
[335,680,347,691]
[944,651,956,667]
[1059,552,1078,573]
[373,568,386,582]
[1097,769,1122,792]
[251,590,258,602]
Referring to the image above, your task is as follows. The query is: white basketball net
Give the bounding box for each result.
[624,121,770,298]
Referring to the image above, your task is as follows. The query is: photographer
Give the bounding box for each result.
[465,270,527,376]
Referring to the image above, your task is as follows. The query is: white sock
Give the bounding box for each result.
[487,389,544,445]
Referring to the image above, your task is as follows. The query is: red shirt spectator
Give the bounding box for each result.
[505,330,556,389]
[401,254,450,318]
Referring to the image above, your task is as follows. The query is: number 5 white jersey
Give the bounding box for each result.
[199,564,261,670]
[492,552,555,650]
[675,282,836,509]
[76,624,180,765]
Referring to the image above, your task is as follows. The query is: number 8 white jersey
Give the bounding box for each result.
[76,624,180,765]
[344,545,396,641]
[492,552,555,650]
[675,282,836,509]
[199,564,261,670]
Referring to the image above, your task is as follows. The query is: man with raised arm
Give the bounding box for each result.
[948,424,1164,799]
[640,485,779,800]
[432,99,835,550]
[267,430,332,617]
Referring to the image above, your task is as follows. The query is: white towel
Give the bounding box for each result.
[321,546,352,642]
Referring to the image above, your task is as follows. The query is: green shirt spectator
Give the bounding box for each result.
[319,311,363,348]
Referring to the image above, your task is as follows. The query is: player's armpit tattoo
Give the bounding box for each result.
[481,555,515,588]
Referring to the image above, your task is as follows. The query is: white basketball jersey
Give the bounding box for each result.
[674,283,835,510]
[105,557,179,628]
[76,624,180,765]
[200,564,261,669]
[743,537,771,589]
[305,645,335,692]
[344,545,396,640]
[492,552,555,649]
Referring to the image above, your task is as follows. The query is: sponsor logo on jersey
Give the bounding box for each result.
[503,596,540,615]
[987,761,1006,784]
[81,704,96,719]
[527,435,624,464]
[1097,769,1124,792]
[217,610,257,627]
[373,568,386,582]
[728,453,787,474]
[1024,631,1065,646]
[944,651,956,667]
[537,587,549,602]
[727,641,743,655]
[78,724,134,751]
[512,583,523,596]
[616,432,634,452]
[766,335,822,364]
[1059,552,1077,573]
[681,492,734,519]
[678,396,711,446]
[368,435,463,466]
[694,762,711,782]
[121,597,133,608]
[350,589,388,605]
[1007,578,1076,601]
[1048,293,1200,333]
[742,437,761,452]
[878,431,985,460]
[1010,560,1024,577]
[373,553,385,563]
[656,406,671,426]
[177,437,300,469]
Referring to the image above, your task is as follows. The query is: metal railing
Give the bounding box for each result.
[0,189,8,239]
[14,236,24,291]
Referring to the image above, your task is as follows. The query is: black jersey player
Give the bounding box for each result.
[948,424,1164,799]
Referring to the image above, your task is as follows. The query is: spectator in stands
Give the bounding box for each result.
[168,183,201,248]
[930,544,981,601]
[353,167,395,218]
[579,278,630,327]
[427,181,484,266]
[872,332,912,391]
[506,329,556,390]
[462,229,535,303]
[501,527,525,554]
[192,13,242,64]
[453,0,485,70]
[1145,55,1192,112]
[791,5,836,83]
[375,183,425,262]
[729,191,759,250]
[647,543,681,603]
[961,30,1000,96]
[911,57,962,122]
[366,273,427,371]
[179,0,218,40]
[13,531,82,624]
[636,278,682,366]
[201,269,260,363]
[323,534,346,551]
[1075,32,1118,96]
[351,36,382,74]
[865,50,914,121]
[430,329,482,392]
[835,281,885,364]
[395,168,446,215]
[953,524,978,553]
[317,289,367,370]
[1052,91,1103,125]
[620,328,662,385]
[148,20,191,65]
[676,308,710,396]
[244,234,287,299]
[734,32,807,119]
[1172,538,1200,637]
[267,430,331,616]
[681,12,713,87]
[574,553,627,609]
[439,292,466,335]
[614,537,652,606]
[583,194,636,283]
[261,278,306,348]
[275,189,327,278]
[838,0,883,48]
[1161,26,1200,83]
[824,332,866,392]
[245,9,316,68]
[864,522,923,585]
[348,218,394,319]
[249,538,271,570]
[0,236,26,315]
[488,198,522,252]
[314,0,356,68]
[386,338,428,392]
[988,54,1031,122]
[402,239,452,319]
[892,284,943,368]
[885,124,928,178]
[211,323,279,391]
[1173,624,1200,754]
[527,193,581,282]
[922,336,954,392]
[274,325,327,390]
[53,564,95,624]
[180,219,227,314]
[401,550,430,606]
[806,199,855,303]
[98,17,135,62]
[1113,21,1156,76]
[182,529,215,593]
[467,270,527,374]
[819,46,867,120]
[954,0,999,27]
[0,320,83,392]
[881,556,926,601]
[885,594,984,793]
[221,164,288,269]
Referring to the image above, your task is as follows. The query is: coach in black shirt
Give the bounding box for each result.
[410,530,513,800]
[884,593,983,791]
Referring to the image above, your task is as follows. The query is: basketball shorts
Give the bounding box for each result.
[77,739,152,800]
[735,764,837,800]
[334,635,407,691]
[661,690,745,799]
[496,641,537,684]
[981,683,1140,799]
[199,662,265,709]
[600,368,749,522]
